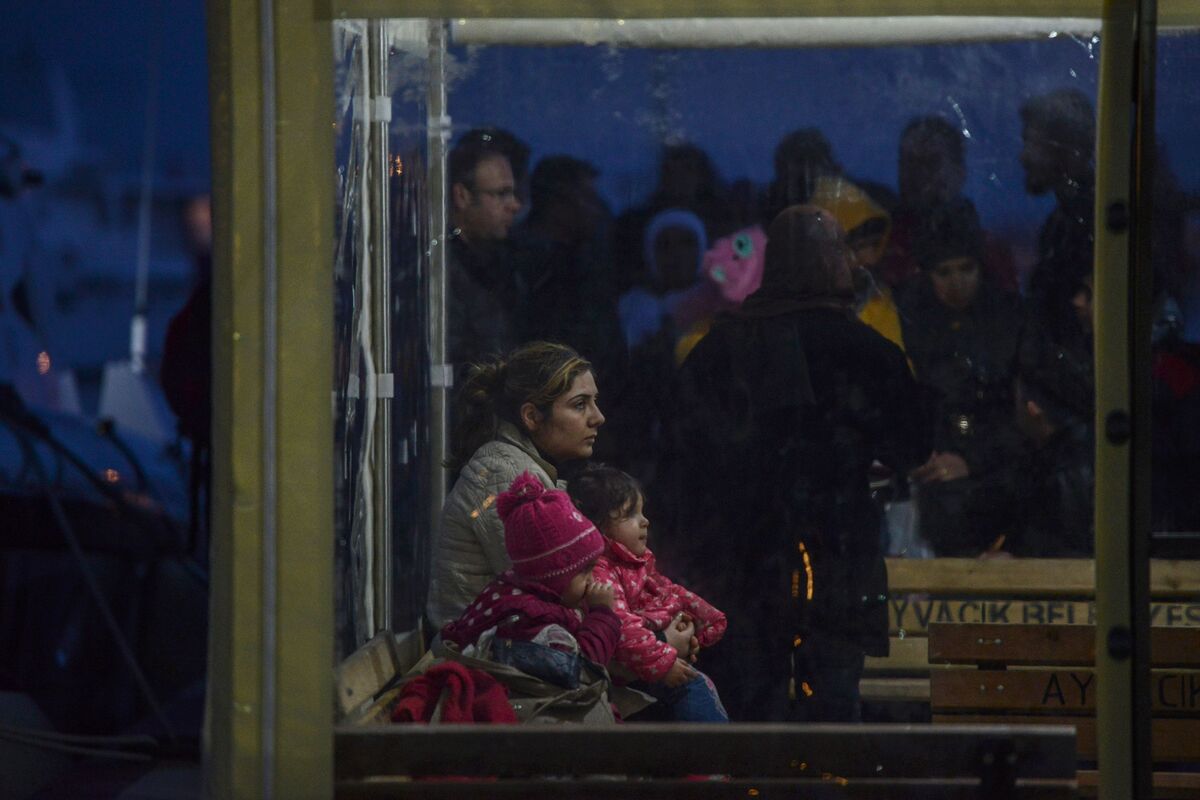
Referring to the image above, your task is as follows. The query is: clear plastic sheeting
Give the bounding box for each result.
[451,17,1104,48]
[1149,28,1200,547]
[333,19,372,655]
[434,31,1108,573]
[330,15,1200,697]
[334,19,437,658]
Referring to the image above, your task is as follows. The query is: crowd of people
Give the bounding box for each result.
[420,88,1200,723]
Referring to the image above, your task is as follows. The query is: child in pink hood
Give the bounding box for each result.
[569,464,728,722]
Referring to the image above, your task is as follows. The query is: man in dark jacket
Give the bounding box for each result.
[959,328,1095,558]
[668,206,930,722]
[447,133,523,374]
[897,201,1026,555]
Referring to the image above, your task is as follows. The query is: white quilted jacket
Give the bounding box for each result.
[425,421,562,630]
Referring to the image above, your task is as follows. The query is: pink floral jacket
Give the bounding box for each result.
[591,540,727,682]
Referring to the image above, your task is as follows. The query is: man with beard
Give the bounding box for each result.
[447,133,523,374]
[1019,89,1096,349]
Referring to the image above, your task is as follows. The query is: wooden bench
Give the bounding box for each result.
[334,630,425,725]
[861,559,1200,711]
[333,629,1076,797]
[929,622,1200,798]
[335,724,1076,798]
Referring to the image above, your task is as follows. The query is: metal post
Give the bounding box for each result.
[1093,1,1153,797]
[426,20,450,570]
[258,0,279,792]
[1129,0,1157,791]
[368,19,393,634]
[205,0,267,792]
[206,0,334,795]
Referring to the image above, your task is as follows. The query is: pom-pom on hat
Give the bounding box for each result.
[498,472,604,595]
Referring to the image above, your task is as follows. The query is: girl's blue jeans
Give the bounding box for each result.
[629,671,729,723]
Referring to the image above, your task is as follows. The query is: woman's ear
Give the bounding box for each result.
[519,401,543,433]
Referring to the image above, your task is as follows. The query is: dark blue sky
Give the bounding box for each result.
[0,0,210,181]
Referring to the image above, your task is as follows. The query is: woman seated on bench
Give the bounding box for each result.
[426,341,606,632]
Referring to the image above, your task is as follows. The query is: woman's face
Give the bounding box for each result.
[930,256,981,311]
[524,370,605,463]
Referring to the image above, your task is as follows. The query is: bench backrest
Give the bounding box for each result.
[928,622,1200,765]
[861,559,1200,707]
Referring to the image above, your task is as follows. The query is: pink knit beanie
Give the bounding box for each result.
[498,472,604,595]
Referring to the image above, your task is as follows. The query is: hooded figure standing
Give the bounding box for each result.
[667,205,930,721]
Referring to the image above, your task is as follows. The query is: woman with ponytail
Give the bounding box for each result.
[426,341,606,630]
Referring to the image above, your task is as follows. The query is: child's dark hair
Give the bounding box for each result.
[566,464,642,530]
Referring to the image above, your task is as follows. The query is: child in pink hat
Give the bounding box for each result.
[441,472,620,666]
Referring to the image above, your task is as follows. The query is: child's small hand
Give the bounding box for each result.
[688,634,700,663]
[584,581,615,610]
[663,658,698,688]
[664,613,695,657]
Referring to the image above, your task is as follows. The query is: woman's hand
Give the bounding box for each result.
[665,613,696,658]
[663,658,698,688]
[910,451,969,484]
[584,581,615,610]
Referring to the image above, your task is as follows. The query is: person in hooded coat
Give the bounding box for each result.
[665,205,930,722]
[896,201,1025,556]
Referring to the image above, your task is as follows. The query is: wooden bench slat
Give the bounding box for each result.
[932,669,1200,715]
[865,636,932,673]
[334,723,1077,781]
[885,559,1200,598]
[336,776,1078,799]
[1077,770,1200,800]
[334,632,401,718]
[892,600,1090,634]
[890,599,1200,636]
[932,716,1200,762]
[929,625,1095,665]
[860,677,930,702]
[928,624,1200,667]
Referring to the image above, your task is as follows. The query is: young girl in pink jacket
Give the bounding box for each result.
[569,464,728,722]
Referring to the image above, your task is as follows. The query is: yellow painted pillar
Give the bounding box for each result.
[1093,0,1154,797]
[207,0,334,796]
